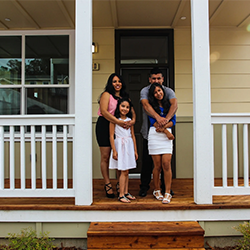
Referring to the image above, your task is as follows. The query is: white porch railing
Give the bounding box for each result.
[0,115,75,197]
[211,113,250,196]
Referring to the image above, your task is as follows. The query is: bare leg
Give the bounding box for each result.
[151,155,162,192]
[116,170,120,180]
[162,154,172,194]
[119,170,130,203]
[99,146,113,194]
[124,171,129,195]
[119,170,129,197]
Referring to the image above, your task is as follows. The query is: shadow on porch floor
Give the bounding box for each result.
[0,178,249,210]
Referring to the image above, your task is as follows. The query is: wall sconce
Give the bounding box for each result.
[92,42,98,53]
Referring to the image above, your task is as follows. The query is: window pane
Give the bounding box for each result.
[26,88,67,114]
[0,88,21,115]
[25,35,69,85]
[0,36,22,85]
[121,36,168,64]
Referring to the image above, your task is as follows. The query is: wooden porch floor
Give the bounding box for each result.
[0,178,250,210]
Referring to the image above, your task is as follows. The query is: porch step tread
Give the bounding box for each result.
[87,222,205,249]
[87,221,204,236]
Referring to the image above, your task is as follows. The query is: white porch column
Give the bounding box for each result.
[74,0,92,205]
[190,0,213,204]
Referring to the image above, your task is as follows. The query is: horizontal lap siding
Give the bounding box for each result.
[175,28,250,116]
[92,28,115,118]
[175,28,250,178]
[92,28,116,179]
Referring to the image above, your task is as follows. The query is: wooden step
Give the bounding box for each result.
[87,221,205,249]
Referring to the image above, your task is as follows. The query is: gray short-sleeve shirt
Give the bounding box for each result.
[140,85,176,140]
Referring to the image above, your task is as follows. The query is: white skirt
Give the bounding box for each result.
[148,127,173,155]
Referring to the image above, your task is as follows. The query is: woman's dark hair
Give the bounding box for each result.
[114,97,133,119]
[148,83,170,116]
[100,73,129,101]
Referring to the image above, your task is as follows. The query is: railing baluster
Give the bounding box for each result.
[10,126,15,190]
[53,125,57,189]
[0,126,4,190]
[42,125,47,190]
[63,125,68,189]
[243,124,249,187]
[222,124,227,187]
[20,126,25,190]
[0,115,74,198]
[232,124,238,187]
[31,126,36,189]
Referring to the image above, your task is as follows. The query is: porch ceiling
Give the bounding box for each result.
[0,0,249,30]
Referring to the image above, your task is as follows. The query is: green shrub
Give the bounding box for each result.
[234,222,250,250]
[2,227,55,250]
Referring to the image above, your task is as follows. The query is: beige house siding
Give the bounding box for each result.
[175,28,250,115]
[92,28,115,117]
[175,28,250,178]
[92,28,116,179]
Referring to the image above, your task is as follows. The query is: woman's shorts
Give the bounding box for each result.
[95,116,110,147]
[148,127,173,155]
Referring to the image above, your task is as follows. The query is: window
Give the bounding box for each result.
[120,36,168,64]
[0,33,71,115]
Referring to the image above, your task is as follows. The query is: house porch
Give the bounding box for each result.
[0,178,248,248]
[0,178,249,212]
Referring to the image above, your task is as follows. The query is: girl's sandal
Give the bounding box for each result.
[125,193,136,200]
[153,190,163,200]
[118,195,131,203]
[162,193,172,204]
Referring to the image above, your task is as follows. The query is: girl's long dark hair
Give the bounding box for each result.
[99,73,129,102]
[114,97,133,119]
[148,83,170,116]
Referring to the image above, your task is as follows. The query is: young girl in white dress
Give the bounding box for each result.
[109,97,138,203]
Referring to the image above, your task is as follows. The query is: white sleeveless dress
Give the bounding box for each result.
[109,117,137,171]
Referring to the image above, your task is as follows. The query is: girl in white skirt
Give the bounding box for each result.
[148,83,176,204]
[109,98,138,203]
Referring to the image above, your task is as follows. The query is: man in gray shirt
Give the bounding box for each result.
[139,68,178,197]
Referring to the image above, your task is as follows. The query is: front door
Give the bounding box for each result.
[116,29,175,177]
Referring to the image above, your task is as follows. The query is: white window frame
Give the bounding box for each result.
[0,30,75,116]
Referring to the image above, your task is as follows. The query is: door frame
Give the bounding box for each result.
[115,29,174,90]
[115,29,176,178]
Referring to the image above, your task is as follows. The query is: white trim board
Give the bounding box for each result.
[0,209,249,222]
